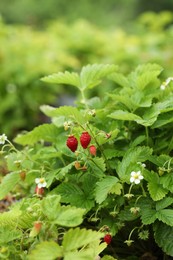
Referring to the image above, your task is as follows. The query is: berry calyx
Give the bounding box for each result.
[80,131,91,149]
[104,234,112,244]
[74,161,81,170]
[89,145,97,156]
[66,135,78,152]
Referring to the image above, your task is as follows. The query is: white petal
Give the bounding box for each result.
[42,182,47,187]
[139,175,144,180]
[130,177,134,183]
[134,179,140,184]
[37,183,43,189]
[35,178,40,184]
[130,171,136,177]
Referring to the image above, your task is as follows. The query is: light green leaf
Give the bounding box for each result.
[40,105,86,124]
[14,124,60,145]
[62,228,103,251]
[95,176,119,204]
[42,195,61,220]
[109,182,122,195]
[41,71,80,88]
[80,64,117,90]
[64,251,93,260]
[148,181,168,201]
[28,241,63,260]
[160,174,173,193]
[157,209,173,226]
[53,205,85,227]
[156,197,173,211]
[108,110,142,121]
[0,209,21,228]
[108,72,129,88]
[154,222,173,256]
[0,171,20,200]
[0,226,22,244]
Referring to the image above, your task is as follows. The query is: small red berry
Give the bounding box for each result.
[104,234,112,244]
[89,145,96,156]
[80,131,91,149]
[34,221,42,233]
[66,135,78,152]
[35,185,44,196]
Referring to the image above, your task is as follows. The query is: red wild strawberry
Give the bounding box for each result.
[66,135,78,152]
[104,234,112,244]
[35,185,44,196]
[80,131,91,149]
[89,145,96,156]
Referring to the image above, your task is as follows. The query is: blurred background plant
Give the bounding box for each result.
[0,0,173,138]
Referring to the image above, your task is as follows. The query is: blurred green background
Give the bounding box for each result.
[0,0,173,138]
[0,0,173,27]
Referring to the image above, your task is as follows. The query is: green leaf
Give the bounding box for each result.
[140,207,157,225]
[151,111,173,128]
[80,64,117,90]
[88,157,106,177]
[41,71,80,88]
[108,72,129,88]
[95,176,119,204]
[160,174,173,193]
[64,251,94,260]
[154,222,173,256]
[62,228,103,251]
[40,105,86,124]
[0,209,21,228]
[42,195,61,220]
[28,241,63,260]
[137,197,157,225]
[14,124,60,145]
[129,63,162,90]
[0,171,20,200]
[157,209,173,226]
[108,110,142,121]
[156,197,173,211]
[147,172,168,201]
[0,226,22,244]
[53,205,85,227]
[117,146,152,181]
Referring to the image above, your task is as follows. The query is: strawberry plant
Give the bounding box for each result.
[1,63,173,259]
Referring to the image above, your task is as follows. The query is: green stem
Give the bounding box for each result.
[80,89,89,109]
[145,126,149,146]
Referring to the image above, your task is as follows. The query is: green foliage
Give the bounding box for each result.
[1,62,173,258]
[1,11,173,138]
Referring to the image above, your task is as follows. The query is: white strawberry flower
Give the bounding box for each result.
[130,170,143,184]
[0,134,7,145]
[35,178,47,188]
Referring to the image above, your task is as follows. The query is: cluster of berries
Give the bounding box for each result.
[66,131,96,156]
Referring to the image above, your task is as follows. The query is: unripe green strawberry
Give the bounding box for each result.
[80,131,91,149]
[66,135,78,152]
[104,234,112,244]
[89,145,96,156]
